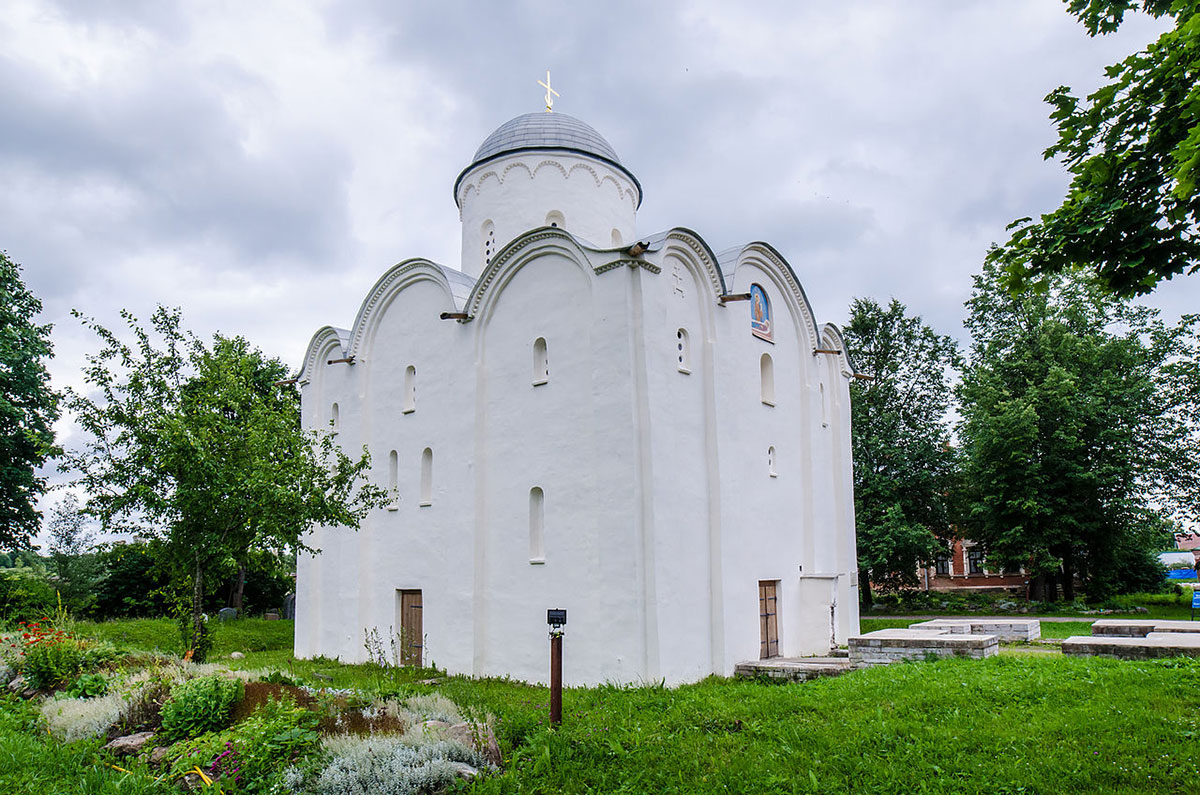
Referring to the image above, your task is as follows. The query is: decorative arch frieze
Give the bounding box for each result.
[501,161,535,181]
[533,160,570,181]
[456,154,639,210]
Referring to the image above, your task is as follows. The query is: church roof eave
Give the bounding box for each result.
[453,146,643,209]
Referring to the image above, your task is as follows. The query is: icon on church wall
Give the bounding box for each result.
[750,283,772,342]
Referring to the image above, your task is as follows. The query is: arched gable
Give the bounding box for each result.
[346,259,461,357]
[658,227,727,301]
[466,227,595,325]
[724,243,821,354]
[820,323,858,379]
[298,326,351,386]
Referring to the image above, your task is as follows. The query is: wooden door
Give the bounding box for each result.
[398,589,423,667]
[759,580,779,659]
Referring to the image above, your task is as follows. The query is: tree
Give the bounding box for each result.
[843,298,961,606]
[0,251,60,547]
[1151,312,1200,528]
[46,494,100,615]
[63,307,389,659]
[992,1,1200,296]
[958,260,1183,600]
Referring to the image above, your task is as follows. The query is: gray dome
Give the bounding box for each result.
[472,113,622,164]
[455,112,641,207]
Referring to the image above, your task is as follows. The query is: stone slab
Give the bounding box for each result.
[734,656,859,682]
[848,628,999,664]
[1090,619,1200,637]
[909,619,1041,641]
[1063,632,1200,659]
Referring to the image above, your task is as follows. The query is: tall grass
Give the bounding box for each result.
[0,694,169,794]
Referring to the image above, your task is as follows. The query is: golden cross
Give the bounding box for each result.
[538,70,559,113]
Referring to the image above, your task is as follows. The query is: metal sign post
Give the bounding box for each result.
[547,608,566,725]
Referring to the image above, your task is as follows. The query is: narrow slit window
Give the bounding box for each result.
[820,382,829,427]
[677,328,691,374]
[760,353,775,406]
[768,446,777,478]
[611,228,623,247]
[483,220,495,265]
[420,447,433,507]
[387,450,399,510]
[330,402,340,432]
[403,366,416,414]
[533,337,549,385]
[529,487,545,563]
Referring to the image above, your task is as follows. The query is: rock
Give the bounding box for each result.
[869,604,888,613]
[418,677,443,686]
[103,731,156,757]
[6,675,26,694]
[229,651,245,660]
[180,772,204,792]
[420,719,451,730]
[148,746,171,767]
[446,721,503,767]
[1134,606,1149,614]
[998,601,1017,611]
[450,762,480,780]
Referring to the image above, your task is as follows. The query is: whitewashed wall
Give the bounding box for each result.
[295,147,859,685]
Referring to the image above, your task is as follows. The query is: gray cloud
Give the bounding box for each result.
[2,0,1196,538]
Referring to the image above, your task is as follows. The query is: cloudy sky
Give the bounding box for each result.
[4,1,1195,528]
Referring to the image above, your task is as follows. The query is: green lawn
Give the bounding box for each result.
[72,616,294,656]
[7,617,1199,793]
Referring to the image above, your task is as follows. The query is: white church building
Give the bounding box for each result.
[294,109,860,685]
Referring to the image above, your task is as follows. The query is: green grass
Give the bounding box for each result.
[16,616,1200,793]
[217,642,1200,794]
[72,617,294,656]
[0,695,170,794]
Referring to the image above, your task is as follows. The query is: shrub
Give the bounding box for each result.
[66,672,108,699]
[178,610,215,663]
[169,694,320,793]
[292,735,489,795]
[18,619,89,689]
[0,567,58,623]
[41,691,128,742]
[159,675,243,742]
